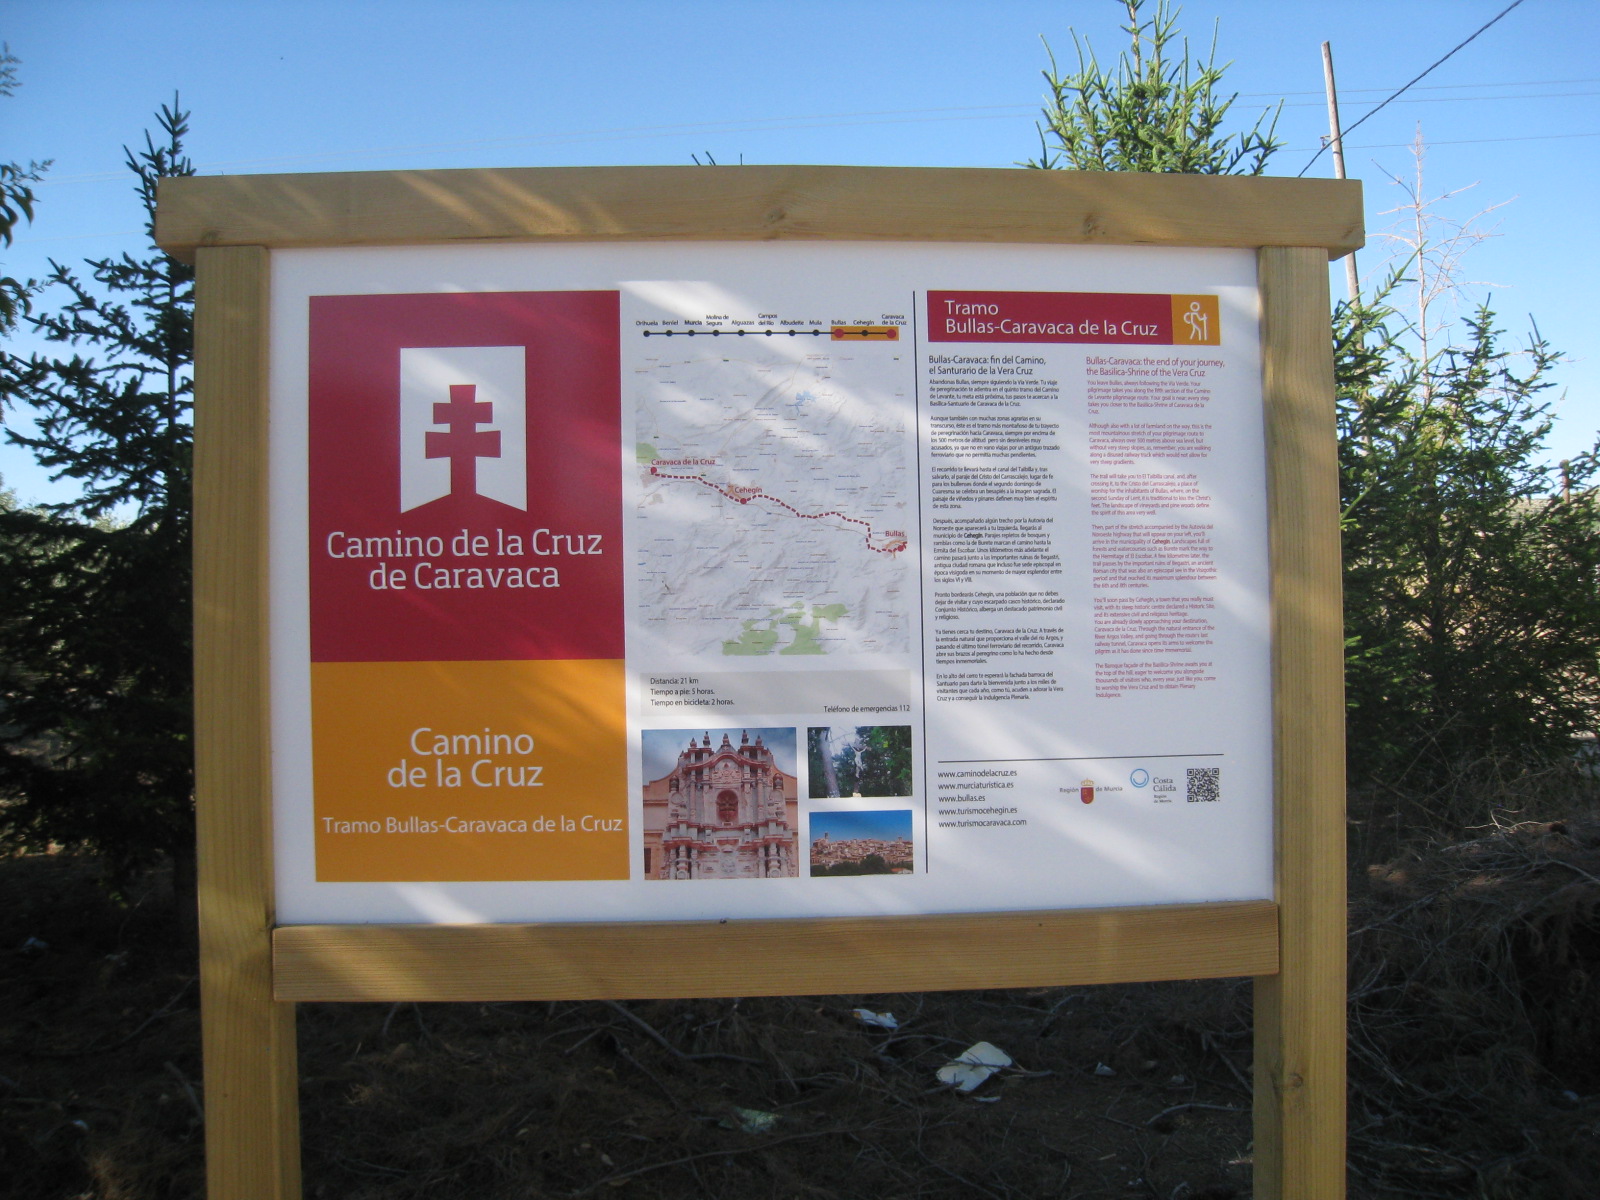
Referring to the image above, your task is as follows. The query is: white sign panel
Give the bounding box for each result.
[267,241,1271,924]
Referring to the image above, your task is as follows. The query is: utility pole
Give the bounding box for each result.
[1322,41,1361,303]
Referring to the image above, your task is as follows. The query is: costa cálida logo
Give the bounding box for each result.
[306,291,623,664]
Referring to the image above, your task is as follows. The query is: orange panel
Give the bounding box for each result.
[310,659,627,881]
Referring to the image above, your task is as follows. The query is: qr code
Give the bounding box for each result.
[1186,767,1221,803]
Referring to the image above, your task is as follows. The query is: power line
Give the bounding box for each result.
[1299,0,1529,176]
[31,50,1591,189]
[38,98,1596,188]
[35,102,1042,184]
[1284,130,1600,154]
[1239,76,1600,99]
[1272,89,1600,112]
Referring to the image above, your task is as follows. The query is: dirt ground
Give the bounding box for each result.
[4,853,1258,1200]
[6,807,1600,1199]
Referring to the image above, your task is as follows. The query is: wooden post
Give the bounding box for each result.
[193,244,302,1199]
[1254,245,1348,1198]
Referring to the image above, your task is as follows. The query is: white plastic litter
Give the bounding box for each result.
[1094,1062,1116,1077]
[720,1107,778,1134]
[852,1008,899,1031]
[936,1041,1013,1092]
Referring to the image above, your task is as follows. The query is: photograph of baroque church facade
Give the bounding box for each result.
[642,729,799,880]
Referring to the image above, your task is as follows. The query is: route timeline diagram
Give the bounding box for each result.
[640,325,900,340]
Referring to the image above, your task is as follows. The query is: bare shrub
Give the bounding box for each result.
[1347,768,1600,1197]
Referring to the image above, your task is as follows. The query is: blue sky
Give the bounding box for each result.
[809,808,913,845]
[641,726,797,782]
[5,0,1597,503]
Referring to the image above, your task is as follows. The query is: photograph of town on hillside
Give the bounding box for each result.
[809,809,914,877]
[807,725,913,798]
[640,728,799,880]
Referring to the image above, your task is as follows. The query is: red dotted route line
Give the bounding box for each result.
[648,465,907,555]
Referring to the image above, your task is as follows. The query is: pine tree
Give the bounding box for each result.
[1337,280,1600,779]
[0,43,50,333]
[0,100,196,893]
[1026,0,1280,174]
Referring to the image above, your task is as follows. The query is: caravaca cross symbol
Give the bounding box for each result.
[426,383,500,499]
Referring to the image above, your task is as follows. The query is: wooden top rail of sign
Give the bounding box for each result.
[157,164,1361,261]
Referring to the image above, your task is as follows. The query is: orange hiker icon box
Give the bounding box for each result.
[1170,294,1221,345]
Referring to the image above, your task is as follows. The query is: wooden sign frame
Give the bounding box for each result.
[157,165,1358,1200]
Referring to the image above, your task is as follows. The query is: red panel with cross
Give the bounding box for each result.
[306,290,623,664]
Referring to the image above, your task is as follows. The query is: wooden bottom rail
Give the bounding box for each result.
[273,900,1277,1001]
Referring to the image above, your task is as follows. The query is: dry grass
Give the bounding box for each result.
[1345,765,1600,1197]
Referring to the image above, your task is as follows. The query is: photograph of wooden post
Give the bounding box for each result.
[164,166,1360,1200]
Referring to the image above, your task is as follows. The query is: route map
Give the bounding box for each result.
[632,341,913,658]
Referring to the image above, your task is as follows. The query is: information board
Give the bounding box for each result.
[164,165,1357,1200]
[269,241,1272,924]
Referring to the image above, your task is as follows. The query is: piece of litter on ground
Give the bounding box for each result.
[1094,1062,1116,1077]
[852,1008,899,1031]
[936,1041,1013,1092]
[719,1107,778,1134]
